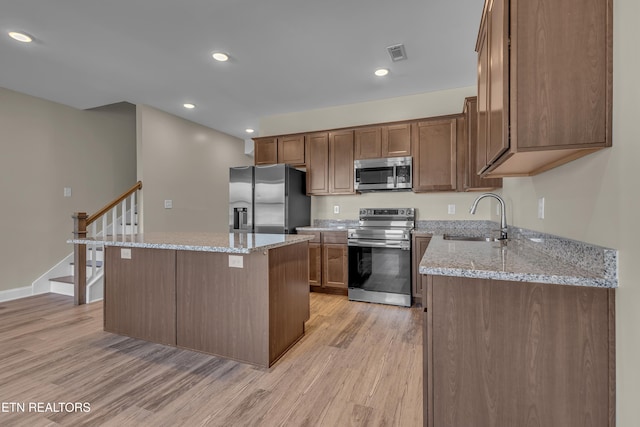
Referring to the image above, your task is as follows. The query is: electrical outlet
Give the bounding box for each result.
[228,255,244,268]
[120,248,132,259]
[538,197,545,219]
[164,199,173,209]
[333,205,340,214]
[63,187,72,197]
[447,204,456,215]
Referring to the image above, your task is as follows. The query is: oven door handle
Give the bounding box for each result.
[348,240,410,250]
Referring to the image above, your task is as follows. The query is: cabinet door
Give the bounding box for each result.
[477,24,490,175]
[382,123,412,157]
[354,127,382,159]
[278,135,305,165]
[306,132,329,195]
[412,236,431,300]
[486,0,510,165]
[462,97,502,191]
[322,243,348,289]
[412,119,457,192]
[329,130,355,194]
[308,242,322,285]
[428,276,613,427]
[254,137,278,165]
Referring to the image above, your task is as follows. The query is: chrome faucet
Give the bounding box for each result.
[469,193,508,240]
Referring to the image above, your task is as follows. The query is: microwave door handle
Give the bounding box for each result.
[393,165,397,187]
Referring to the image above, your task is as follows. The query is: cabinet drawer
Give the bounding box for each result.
[322,231,347,244]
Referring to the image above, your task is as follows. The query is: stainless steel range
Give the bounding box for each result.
[347,208,415,307]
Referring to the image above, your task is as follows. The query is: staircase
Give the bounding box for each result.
[32,181,142,304]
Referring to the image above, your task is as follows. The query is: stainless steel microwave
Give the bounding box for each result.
[354,156,412,192]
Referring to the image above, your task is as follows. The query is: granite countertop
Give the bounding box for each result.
[68,232,314,254]
[419,228,618,288]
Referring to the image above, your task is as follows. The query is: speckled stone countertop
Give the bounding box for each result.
[297,220,358,232]
[417,221,617,288]
[68,232,314,254]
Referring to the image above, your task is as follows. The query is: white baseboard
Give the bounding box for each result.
[0,286,33,303]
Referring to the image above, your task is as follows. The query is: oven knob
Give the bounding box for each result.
[360,208,366,215]
[399,209,405,215]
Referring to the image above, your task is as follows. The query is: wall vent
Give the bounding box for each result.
[386,44,407,61]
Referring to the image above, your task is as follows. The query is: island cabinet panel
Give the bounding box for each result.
[176,250,271,367]
[423,275,615,427]
[104,247,176,346]
[268,242,310,362]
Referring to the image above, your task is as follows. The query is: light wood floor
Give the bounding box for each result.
[0,292,423,426]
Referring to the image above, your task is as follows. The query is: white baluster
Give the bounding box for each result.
[112,207,117,240]
[130,192,136,236]
[102,215,107,238]
[121,198,126,236]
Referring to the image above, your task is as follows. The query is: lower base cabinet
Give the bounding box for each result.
[412,235,431,306]
[423,275,615,427]
[299,230,348,294]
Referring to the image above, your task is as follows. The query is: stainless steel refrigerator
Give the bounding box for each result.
[229,164,311,234]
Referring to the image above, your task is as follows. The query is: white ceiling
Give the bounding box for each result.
[0,0,483,139]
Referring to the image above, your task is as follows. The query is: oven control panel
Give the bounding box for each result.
[359,208,415,220]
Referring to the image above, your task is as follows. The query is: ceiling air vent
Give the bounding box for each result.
[386,44,407,62]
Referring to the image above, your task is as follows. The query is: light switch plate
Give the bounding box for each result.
[164,199,173,209]
[121,248,132,259]
[63,187,72,197]
[229,255,244,268]
[538,197,545,219]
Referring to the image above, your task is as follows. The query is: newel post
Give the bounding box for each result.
[72,212,88,305]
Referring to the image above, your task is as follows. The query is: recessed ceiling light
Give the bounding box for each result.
[8,31,33,43]
[183,103,196,109]
[245,128,255,134]
[374,68,389,77]
[212,52,229,62]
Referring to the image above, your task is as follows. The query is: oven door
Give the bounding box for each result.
[347,239,411,307]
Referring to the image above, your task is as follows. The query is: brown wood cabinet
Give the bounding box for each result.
[328,130,355,194]
[412,118,458,192]
[254,135,305,166]
[298,230,348,294]
[423,275,615,427]
[254,137,278,165]
[355,123,412,160]
[411,235,431,305]
[105,242,310,368]
[305,132,330,195]
[104,247,177,346]
[458,97,502,191]
[476,0,613,177]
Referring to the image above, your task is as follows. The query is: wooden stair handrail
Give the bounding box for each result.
[86,181,142,225]
[72,180,142,305]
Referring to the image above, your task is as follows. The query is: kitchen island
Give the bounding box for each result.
[417,228,617,427]
[71,232,313,368]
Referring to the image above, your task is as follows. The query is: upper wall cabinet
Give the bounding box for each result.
[354,123,412,160]
[458,97,502,191]
[305,130,355,195]
[476,0,612,177]
[254,135,305,166]
[412,118,457,192]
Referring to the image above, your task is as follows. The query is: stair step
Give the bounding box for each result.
[70,261,103,267]
[49,275,74,284]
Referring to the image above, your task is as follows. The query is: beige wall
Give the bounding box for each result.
[136,105,252,233]
[0,87,137,292]
[260,86,494,221]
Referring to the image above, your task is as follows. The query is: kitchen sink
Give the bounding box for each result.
[442,234,501,242]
